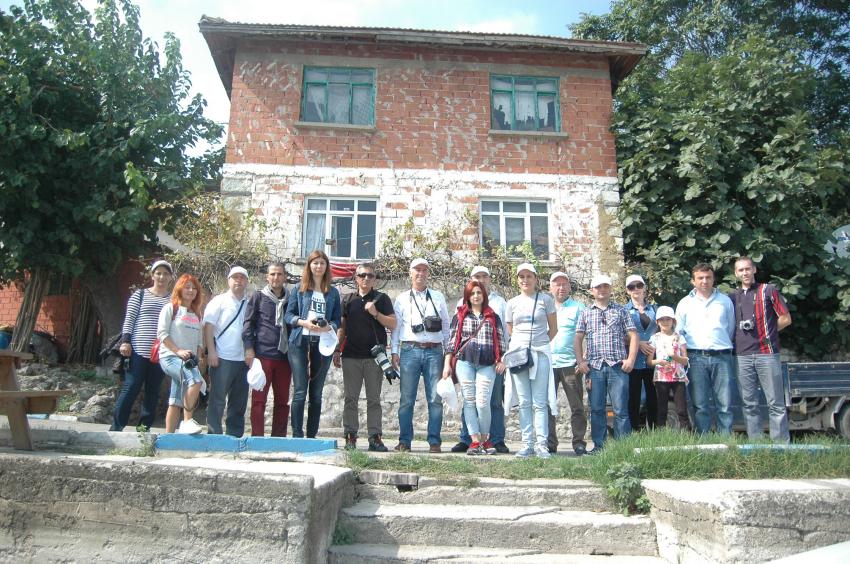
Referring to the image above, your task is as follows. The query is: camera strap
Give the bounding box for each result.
[455,315,487,357]
[410,289,436,322]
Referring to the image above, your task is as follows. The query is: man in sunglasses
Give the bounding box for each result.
[335,263,397,451]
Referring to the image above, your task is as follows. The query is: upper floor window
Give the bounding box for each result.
[301,67,375,125]
[480,200,550,258]
[303,198,377,260]
[490,75,559,132]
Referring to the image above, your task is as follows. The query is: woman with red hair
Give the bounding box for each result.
[157,273,206,434]
[442,280,507,455]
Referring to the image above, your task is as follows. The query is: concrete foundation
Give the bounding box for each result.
[0,452,352,563]
[643,478,850,563]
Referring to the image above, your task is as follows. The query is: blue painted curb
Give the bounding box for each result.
[155,434,337,454]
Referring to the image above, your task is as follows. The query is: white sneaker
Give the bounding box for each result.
[534,444,551,459]
[178,419,203,434]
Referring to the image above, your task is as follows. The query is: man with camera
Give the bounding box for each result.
[243,262,292,437]
[731,256,791,443]
[450,266,510,454]
[334,263,397,451]
[675,263,736,434]
[391,258,451,453]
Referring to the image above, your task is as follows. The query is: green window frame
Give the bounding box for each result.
[490,75,560,132]
[300,67,375,126]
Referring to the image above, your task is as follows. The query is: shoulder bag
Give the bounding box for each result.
[503,292,539,375]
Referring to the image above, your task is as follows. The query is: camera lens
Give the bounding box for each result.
[315,317,327,327]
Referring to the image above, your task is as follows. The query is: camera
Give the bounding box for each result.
[411,323,425,333]
[423,316,442,333]
[314,317,328,328]
[739,319,755,331]
[183,353,198,370]
[370,344,399,384]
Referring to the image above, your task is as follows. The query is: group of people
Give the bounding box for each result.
[110,252,793,453]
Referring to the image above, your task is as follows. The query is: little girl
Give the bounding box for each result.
[648,306,691,430]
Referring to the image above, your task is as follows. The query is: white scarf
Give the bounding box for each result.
[261,285,288,354]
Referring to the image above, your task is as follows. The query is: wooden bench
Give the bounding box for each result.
[0,350,71,450]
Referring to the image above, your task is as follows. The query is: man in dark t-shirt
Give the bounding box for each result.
[731,256,792,443]
[334,263,397,451]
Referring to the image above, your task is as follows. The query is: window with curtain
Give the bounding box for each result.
[490,75,559,132]
[301,67,375,126]
[302,198,378,259]
[480,199,550,258]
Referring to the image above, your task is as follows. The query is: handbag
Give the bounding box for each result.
[449,316,487,379]
[505,292,539,376]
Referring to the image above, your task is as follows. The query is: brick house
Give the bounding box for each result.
[199,19,644,272]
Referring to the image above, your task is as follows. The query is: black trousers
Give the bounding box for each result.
[628,367,657,430]
[655,381,691,429]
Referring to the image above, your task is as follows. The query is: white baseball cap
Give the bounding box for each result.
[470,266,490,278]
[590,274,613,288]
[656,306,675,320]
[410,258,429,269]
[516,262,537,275]
[625,274,646,287]
[549,271,569,284]
[150,259,173,273]
[228,266,249,279]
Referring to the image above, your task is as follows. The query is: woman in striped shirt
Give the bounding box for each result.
[442,280,507,455]
[110,260,173,431]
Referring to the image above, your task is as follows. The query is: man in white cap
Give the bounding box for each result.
[575,274,638,452]
[204,266,250,436]
[391,258,451,453]
[547,271,588,455]
[451,266,510,454]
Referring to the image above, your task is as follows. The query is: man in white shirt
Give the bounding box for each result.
[204,266,250,436]
[450,266,511,454]
[391,258,451,453]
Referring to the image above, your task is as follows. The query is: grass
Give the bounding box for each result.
[344,430,850,484]
[344,430,850,514]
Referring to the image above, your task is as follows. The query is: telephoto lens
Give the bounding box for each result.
[370,344,399,384]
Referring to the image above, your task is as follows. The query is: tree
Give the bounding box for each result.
[572,1,850,358]
[0,0,223,352]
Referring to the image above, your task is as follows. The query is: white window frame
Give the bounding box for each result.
[480,199,551,258]
[302,197,379,260]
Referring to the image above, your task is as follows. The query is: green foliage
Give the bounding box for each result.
[0,0,223,283]
[162,192,278,293]
[605,462,651,515]
[331,522,355,546]
[572,1,850,358]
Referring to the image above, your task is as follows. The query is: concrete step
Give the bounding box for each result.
[329,543,667,563]
[355,481,612,512]
[338,501,657,556]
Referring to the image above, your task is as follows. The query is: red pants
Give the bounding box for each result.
[251,357,292,437]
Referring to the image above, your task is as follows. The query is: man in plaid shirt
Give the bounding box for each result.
[575,274,639,452]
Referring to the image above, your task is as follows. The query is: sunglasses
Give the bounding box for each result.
[627,283,645,290]
[355,273,375,279]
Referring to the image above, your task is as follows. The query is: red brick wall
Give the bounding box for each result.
[226,40,616,176]
[0,284,72,347]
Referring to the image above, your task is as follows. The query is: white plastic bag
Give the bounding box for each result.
[247,358,267,391]
[436,377,459,414]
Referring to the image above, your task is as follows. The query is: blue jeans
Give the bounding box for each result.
[398,344,444,446]
[460,370,505,444]
[110,351,164,431]
[687,352,734,434]
[512,353,550,448]
[207,358,249,437]
[159,354,204,408]
[589,363,630,450]
[288,339,333,438]
[455,360,496,438]
[737,353,789,443]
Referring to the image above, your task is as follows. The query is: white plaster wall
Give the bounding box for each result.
[221,163,622,271]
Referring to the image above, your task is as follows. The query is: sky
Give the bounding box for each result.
[1,0,613,145]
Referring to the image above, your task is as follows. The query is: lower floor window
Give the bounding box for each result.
[480,200,549,258]
[303,198,377,260]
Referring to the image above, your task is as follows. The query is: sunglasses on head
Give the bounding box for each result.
[356,272,375,279]
[627,282,645,290]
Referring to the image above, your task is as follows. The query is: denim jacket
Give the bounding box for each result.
[623,301,657,369]
[285,287,342,347]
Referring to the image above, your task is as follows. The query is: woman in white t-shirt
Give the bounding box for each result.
[504,263,558,459]
[157,274,206,434]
